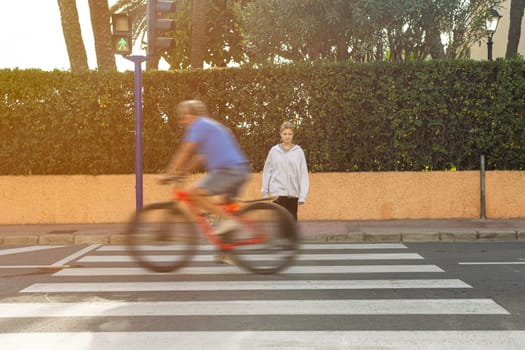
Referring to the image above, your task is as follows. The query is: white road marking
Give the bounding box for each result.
[97,243,409,251]
[459,262,525,265]
[21,279,471,293]
[78,253,423,263]
[0,299,508,317]
[50,244,101,267]
[0,246,63,256]
[1,331,524,350]
[53,264,444,276]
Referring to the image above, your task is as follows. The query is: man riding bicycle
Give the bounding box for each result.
[159,99,251,237]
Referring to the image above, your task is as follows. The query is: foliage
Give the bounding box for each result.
[1,59,525,175]
[0,69,137,174]
[110,0,506,70]
[240,0,505,63]
[238,0,357,62]
[111,0,247,69]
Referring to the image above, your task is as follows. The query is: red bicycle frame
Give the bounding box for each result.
[172,188,267,250]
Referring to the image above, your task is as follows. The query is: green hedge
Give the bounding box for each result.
[1,60,524,175]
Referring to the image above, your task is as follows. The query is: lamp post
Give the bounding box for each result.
[486,8,502,60]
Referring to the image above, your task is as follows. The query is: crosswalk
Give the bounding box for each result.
[1,242,524,349]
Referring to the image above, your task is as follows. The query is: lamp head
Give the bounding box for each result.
[486,8,502,34]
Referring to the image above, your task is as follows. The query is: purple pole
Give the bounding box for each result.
[123,55,151,210]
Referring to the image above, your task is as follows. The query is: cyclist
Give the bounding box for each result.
[159,99,251,238]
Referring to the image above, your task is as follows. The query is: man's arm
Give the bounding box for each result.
[185,154,205,173]
[165,141,198,174]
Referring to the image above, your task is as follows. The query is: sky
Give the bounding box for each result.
[0,0,144,71]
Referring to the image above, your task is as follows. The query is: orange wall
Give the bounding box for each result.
[1,171,523,224]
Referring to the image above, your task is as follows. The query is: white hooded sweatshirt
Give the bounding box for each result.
[261,144,309,202]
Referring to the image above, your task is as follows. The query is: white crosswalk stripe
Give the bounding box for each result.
[96,243,409,251]
[2,331,525,350]
[0,299,508,317]
[78,252,424,262]
[21,279,472,293]
[1,242,520,349]
[53,264,444,276]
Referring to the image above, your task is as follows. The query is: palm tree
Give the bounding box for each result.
[57,0,89,71]
[190,0,207,68]
[506,0,525,58]
[88,0,117,71]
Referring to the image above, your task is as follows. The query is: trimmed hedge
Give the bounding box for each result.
[1,60,524,175]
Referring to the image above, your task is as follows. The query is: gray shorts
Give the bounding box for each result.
[196,164,251,198]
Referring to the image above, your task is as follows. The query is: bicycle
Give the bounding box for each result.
[125,176,299,275]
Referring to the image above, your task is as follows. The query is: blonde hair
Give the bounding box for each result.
[176,100,209,117]
[280,121,295,132]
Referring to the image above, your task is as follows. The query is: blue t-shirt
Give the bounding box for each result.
[184,117,247,170]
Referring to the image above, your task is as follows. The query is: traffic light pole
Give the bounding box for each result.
[123,55,151,210]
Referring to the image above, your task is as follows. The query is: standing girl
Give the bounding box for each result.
[261,121,309,221]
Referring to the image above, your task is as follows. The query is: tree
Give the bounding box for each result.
[506,0,525,58]
[190,0,207,68]
[88,0,117,71]
[240,0,505,63]
[111,0,246,69]
[350,0,507,61]
[206,0,247,66]
[165,0,247,69]
[240,0,356,63]
[438,0,504,59]
[57,0,89,71]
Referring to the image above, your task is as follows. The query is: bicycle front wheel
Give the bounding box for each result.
[125,202,199,273]
[228,202,299,275]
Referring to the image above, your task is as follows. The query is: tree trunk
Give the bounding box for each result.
[190,0,207,68]
[506,0,525,58]
[426,25,445,59]
[57,0,89,71]
[88,0,117,71]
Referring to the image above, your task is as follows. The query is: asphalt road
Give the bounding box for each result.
[0,241,524,349]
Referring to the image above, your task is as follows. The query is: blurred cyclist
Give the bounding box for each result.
[158,99,251,237]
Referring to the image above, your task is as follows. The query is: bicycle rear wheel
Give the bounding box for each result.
[228,202,299,274]
[125,202,199,273]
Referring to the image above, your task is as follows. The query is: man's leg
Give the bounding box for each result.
[187,186,233,220]
[188,187,237,265]
[190,165,249,217]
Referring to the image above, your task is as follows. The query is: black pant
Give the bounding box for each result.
[274,196,298,221]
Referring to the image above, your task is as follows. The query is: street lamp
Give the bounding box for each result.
[486,8,502,60]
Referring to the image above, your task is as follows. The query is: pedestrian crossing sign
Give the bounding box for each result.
[114,36,132,55]
[111,13,132,55]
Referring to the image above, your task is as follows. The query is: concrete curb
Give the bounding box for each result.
[304,231,522,243]
[1,220,524,245]
[0,231,523,246]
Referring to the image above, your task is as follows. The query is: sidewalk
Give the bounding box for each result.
[0,218,524,245]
